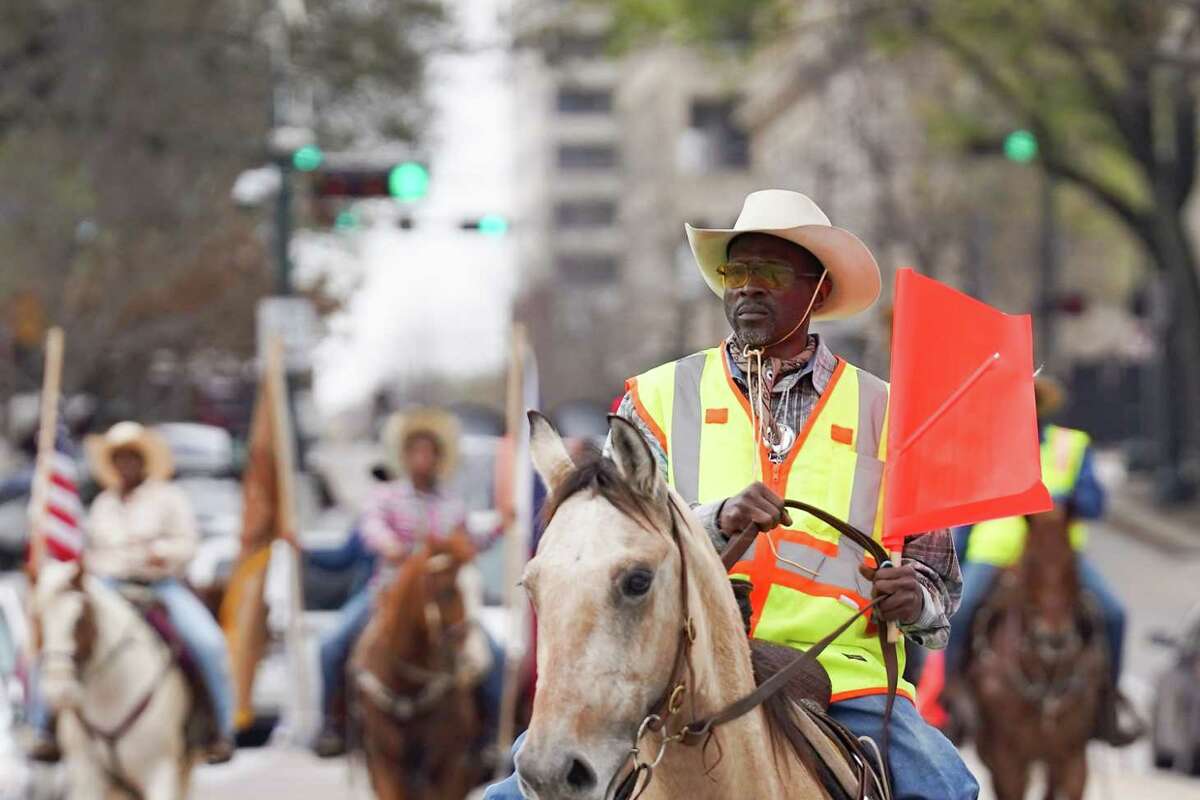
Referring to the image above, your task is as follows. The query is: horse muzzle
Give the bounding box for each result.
[515,741,606,800]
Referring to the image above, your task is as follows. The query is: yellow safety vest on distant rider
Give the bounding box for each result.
[966,425,1091,568]
[628,346,915,703]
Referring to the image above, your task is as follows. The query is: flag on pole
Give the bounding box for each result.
[883,268,1052,552]
[219,349,289,731]
[34,423,85,562]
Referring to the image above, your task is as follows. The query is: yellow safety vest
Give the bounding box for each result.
[628,346,915,703]
[965,425,1091,568]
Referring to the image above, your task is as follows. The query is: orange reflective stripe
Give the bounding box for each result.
[831,686,916,704]
[625,377,668,455]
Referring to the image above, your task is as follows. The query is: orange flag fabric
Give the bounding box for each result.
[219,374,283,730]
[883,269,1052,550]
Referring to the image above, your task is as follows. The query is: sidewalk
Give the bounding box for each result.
[1095,451,1200,554]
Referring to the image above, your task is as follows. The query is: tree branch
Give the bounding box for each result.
[1172,78,1197,207]
[1042,153,1153,247]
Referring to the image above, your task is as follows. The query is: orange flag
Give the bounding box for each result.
[219,370,285,731]
[883,269,1052,551]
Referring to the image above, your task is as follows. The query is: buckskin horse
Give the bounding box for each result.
[515,412,897,800]
[967,507,1107,800]
[32,560,198,799]
[350,533,485,800]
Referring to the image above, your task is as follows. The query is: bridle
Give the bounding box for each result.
[354,555,472,725]
[38,584,177,800]
[585,495,901,800]
[974,574,1097,722]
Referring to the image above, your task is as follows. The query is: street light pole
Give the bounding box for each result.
[1037,170,1058,365]
[274,158,294,295]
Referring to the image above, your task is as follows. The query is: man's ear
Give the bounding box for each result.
[607,415,666,502]
[812,274,833,310]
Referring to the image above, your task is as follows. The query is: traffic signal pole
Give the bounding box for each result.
[274,157,294,295]
[1037,170,1057,364]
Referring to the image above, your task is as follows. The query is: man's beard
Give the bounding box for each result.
[731,322,773,348]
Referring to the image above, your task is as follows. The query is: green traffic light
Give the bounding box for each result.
[292,144,324,172]
[1003,129,1038,163]
[477,214,509,237]
[388,161,429,201]
[334,209,360,230]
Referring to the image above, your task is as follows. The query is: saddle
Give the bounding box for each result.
[737,591,890,800]
[115,584,217,745]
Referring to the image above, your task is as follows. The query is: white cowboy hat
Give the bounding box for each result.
[382,407,460,480]
[85,421,174,489]
[685,189,882,320]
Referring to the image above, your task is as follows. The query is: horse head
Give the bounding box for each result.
[32,559,97,711]
[515,412,741,800]
[1018,505,1082,658]
[379,531,477,671]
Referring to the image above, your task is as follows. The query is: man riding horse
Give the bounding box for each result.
[488,190,978,799]
[312,407,505,758]
[28,421,236,764]
[944,375,1140,745]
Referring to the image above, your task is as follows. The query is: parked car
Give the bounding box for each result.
[1151,604,1200,774]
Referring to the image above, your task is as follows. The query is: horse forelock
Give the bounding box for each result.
[541,456,663,536]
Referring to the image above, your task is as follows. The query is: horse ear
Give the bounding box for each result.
[528,410,573,493]
[607,415,664,501]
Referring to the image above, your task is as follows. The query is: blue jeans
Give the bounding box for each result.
[319,585,375,718]
[946,557,1125,681]
[154,578,236,738]
[483,696,978,800]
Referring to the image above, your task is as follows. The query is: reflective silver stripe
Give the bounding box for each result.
[848,369,889,534]
[670,352,708,505]
[774,536,874,598]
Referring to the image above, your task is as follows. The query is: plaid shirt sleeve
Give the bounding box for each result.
[898,528,963,649]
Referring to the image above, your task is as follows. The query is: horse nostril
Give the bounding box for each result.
[565,756,596,790]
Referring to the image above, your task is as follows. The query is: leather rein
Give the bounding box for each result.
[609,497,900,800]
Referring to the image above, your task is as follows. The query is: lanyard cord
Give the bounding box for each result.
[740,269,829,478]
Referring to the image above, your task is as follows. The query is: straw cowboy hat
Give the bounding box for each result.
[85,421,174,489]
[1034,374,1067,417]
[382,407,460,479]
[686,189,882,320]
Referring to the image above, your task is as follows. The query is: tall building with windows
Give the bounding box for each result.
[512,5,765,409]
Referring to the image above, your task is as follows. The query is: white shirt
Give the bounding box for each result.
[86,479,198,582]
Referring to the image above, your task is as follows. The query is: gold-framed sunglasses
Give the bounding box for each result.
[716,259,825,291]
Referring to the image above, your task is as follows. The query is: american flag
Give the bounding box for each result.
[34,424,85,561]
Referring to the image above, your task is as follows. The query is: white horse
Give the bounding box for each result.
[514,413,834,800]
[33,560,197,799]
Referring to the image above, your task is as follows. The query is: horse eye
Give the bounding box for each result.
[621,569,654,598]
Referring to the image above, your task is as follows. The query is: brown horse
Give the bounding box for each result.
[968,508,1107,800]
[350,535,483,800]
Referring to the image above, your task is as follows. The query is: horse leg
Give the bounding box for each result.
[141,757,188,800]
[978,730,1029,800]
[1046,751,1088,800]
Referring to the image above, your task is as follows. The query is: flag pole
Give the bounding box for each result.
[266,336,315,741]
[28,327,65,576]
[494,322,530,775]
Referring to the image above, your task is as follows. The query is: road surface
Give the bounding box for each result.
[193,518,1200,799]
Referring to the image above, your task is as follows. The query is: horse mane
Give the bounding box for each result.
[543,455,826,776]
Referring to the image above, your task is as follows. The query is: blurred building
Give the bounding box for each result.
[511,3,765,408]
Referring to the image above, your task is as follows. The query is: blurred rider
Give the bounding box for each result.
[312,408,504,758]
[945,377,1137,745]
[74,422,234,762]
